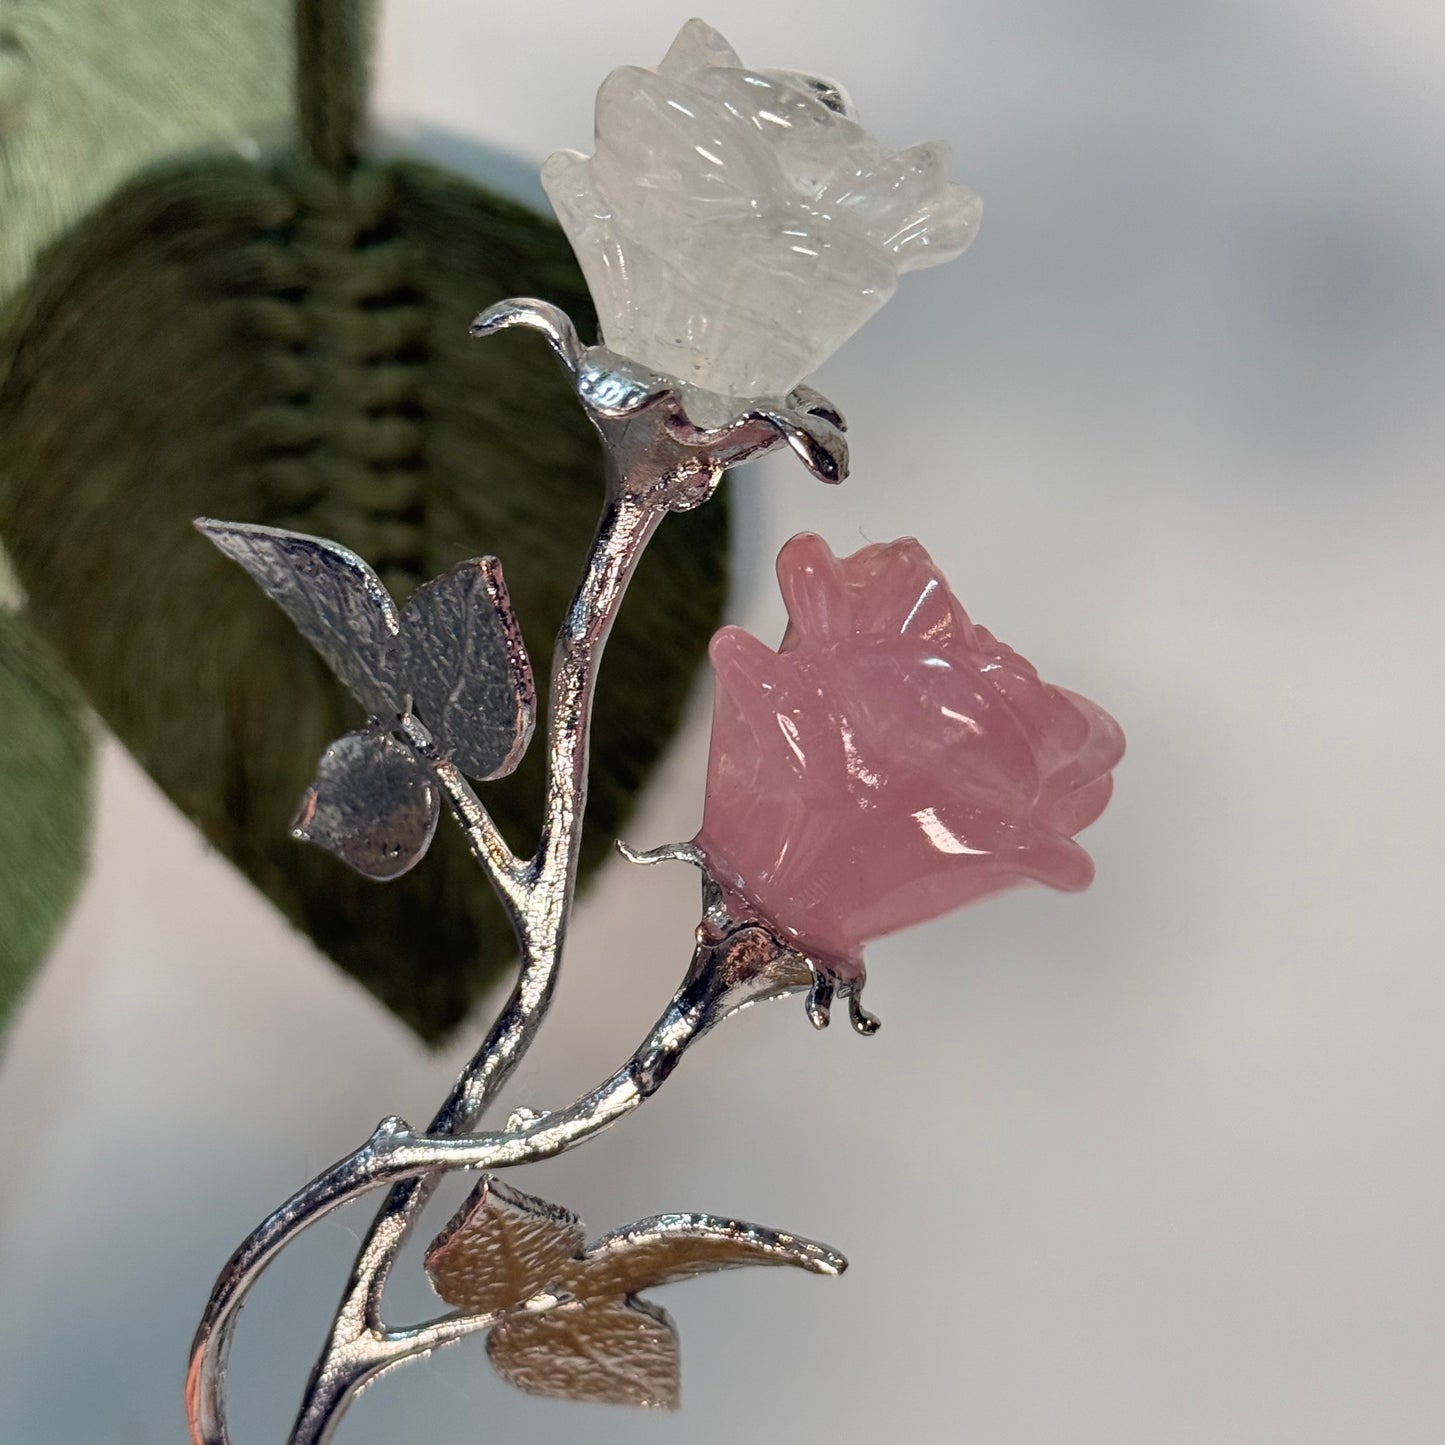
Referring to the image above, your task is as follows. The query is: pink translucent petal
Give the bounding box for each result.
[1048,773,1115,838]
[695,535,1124,962]
[1039,687,1126,808]
[1010,828,1096,893]
[708,627,782,715]
[777,532,849,651]
[833,537,977,647]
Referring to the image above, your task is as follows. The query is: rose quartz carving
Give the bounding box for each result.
[694,533,1124,971]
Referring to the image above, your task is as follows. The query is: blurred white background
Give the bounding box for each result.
[3,2,1445,1442]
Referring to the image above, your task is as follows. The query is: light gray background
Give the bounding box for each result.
[3,2,1444,1442]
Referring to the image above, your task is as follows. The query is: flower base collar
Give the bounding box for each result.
[473,298,849,509]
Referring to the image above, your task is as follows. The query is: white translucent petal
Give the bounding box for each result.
[591,64,776,226]
[657,17,742,78]
[885,183,983,271]
[544,20,980,399]
[541,149,635,347]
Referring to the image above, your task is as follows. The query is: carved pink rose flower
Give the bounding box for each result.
[694,533,1124,973]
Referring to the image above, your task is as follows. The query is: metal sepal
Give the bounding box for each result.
[471,298,850,509]
[618,839,881,1036]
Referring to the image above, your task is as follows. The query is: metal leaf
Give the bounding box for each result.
[196,520,401,716]
[563,1213,848,1300]
[291,729,437,881]
[486,1296,680,1409]
[390,557,534,780]
[424,1176,585,1315]
[427,1181,847,1409]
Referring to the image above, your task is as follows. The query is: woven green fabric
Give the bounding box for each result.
[0,152,728,1041]
[0,0,291,1032]
[0,0,729,1039]
[0,0,293,300]
[0,604,91,1032]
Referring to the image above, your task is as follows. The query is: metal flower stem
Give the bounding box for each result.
[189,901,819,1444]
[286,495,661,1445]
[187,301,853,1445]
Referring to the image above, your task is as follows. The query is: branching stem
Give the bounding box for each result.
[188,484,669,1445]
[185,315,834,1445]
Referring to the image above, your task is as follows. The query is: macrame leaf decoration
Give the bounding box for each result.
[424,1176,847,1410]
[0,605,92,1033]
[0,0,728,1040]
[0,0,287,1033]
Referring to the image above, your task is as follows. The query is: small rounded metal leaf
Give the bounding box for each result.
[390,556,535,780]
[486,1296,680,1409]
[197,521,401,716]
[292,729,437,881]
[424,1176,585,1315]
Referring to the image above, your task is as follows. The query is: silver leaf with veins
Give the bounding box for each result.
[486,1295,681,1409]
[291,729,439,881]
[390,557,535,781]
[425,1177,846,1411]
[195,520,401,716]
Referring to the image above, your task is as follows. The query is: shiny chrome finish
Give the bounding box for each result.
[187,306,856,1445]
[473,298,850,500]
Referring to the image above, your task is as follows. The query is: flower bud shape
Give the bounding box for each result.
[695,534,1124,968]
[543,19,981,404]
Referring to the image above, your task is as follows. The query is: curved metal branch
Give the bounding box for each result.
[395,716,527,906]
[188,302,853,1445]
[274,496,663,1445]
[186,915,818,1445]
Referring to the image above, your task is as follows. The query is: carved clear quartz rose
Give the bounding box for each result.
[185,19,1121,1445]
[543,18,982,408]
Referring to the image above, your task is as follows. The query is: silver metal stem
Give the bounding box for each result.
[187,910,815,1445]
[186,498,662,1445]
[283,495,662,1445]
[186,306,851,1445]
[395,719,527,901]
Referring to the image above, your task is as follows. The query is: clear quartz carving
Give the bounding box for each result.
[542,19,982,404]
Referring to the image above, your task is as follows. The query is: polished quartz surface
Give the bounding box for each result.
[542,20,981,403]
[695,533,1124,967]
